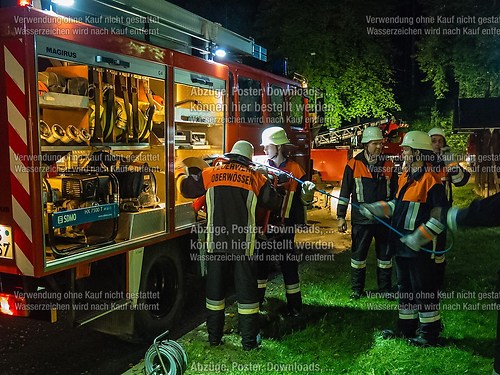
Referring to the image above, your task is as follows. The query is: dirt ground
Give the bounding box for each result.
[296,200,352,255]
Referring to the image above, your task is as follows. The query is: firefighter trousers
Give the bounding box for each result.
[395,256,441,339]
[256,232,302,313]
[350,223,393,293]
[433,232,447,291]
[205,256,260,350]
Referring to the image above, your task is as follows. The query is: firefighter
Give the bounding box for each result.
[428,127,471,290]
[435,193,500,374]
[256,126,315,317]
[428,127,470,202]
[337,126,398,300]
[389,193,500,363]
[360,131,449,346]
[436,192,500,231]
[180,140,277,350]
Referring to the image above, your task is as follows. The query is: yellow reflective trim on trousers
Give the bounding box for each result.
[338,197,349,206]
[399,309,418,320]
[257,279,267,289]
[206,298,225,311]
[419,311,440,323]
[434,255,445,264]
[238,302,260,315]
[285,283,300,294]
[377,259,392,269]
[351,259,366,269]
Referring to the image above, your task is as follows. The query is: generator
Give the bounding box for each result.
[43,172,119,257]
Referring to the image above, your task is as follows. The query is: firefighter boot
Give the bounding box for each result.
[408,321,441,347]
[351,266,366,299]
[285,291,302,317]
[207,310,225,346]
[382,318,418,339]
[239,311,261,350]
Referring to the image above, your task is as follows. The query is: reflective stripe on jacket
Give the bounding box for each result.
[390,165,448,257]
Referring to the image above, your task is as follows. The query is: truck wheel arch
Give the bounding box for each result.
[134,243,186,339]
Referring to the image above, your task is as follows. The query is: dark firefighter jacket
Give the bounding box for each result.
[267,158,307,227]
[181,158,277,256]
[390,165,448,258]
[455,191,500,227]
[337,152,398,225]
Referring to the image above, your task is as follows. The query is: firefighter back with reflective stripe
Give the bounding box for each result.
[197,161,269,256]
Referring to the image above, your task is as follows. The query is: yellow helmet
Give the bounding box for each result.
[428,127,446,138]
[260,126,290,146]
[227,140,254,160]
[361,126,383,143]
[401,131,433,151]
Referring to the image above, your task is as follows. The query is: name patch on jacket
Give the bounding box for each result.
[203,163,257,192]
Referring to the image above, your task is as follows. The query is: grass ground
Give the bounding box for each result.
[179,184,500,374]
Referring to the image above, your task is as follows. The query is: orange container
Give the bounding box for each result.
[311,148,349,183]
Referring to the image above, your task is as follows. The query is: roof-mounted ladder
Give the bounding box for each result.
[35,0,267,61]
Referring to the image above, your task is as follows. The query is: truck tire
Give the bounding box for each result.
[135,244,185,339]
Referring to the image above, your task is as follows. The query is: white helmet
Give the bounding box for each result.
[227,140,254,160]
[400,131,433,151]
[260,126,290,146]
[361,126,383,143]
[428,127,446,138]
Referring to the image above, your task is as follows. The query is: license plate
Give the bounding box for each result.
[0,226,13,259]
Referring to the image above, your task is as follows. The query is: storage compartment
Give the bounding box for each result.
[173,68,226,227]
[36,37,168,261]
[116,206,166,240]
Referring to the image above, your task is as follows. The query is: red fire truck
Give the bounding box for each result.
[311,118,407,183]
[0,2,311,339]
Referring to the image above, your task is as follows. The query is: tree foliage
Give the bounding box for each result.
[255,0,400,127]
[417,0,500,99]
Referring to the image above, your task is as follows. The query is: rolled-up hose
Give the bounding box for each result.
[144,338,187,375]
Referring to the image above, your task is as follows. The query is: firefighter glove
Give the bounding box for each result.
[253,164,268,175]
[301,181,316,204]
[359,201,394,220]
[338,217,347,233]
[400,217,446,251]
